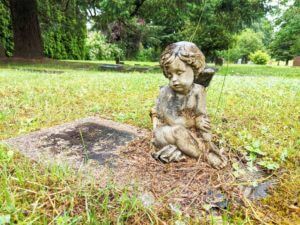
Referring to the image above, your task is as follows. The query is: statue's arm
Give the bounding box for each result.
[195,86,212,142]
[150,107,161,130]
[150,87,165,130]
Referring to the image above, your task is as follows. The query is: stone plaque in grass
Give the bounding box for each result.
[3,117,145,169]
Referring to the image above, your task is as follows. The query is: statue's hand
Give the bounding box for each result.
[196,115,211,133]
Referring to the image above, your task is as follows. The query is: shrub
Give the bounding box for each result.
[136,47,156,61]
[0,3,13,56]
[86,31,124,60]
[38,0,88,60]
[249,50,270,65]
[217,48,241,63]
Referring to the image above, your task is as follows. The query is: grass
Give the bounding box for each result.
[1,59,299,77]
[217,63,300,77]
[0,59,160,72]
[0,60,300,224]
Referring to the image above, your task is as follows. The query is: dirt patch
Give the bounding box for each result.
[115,136,276,215]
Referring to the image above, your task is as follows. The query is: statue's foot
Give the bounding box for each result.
[207,151,227,169]
[152,145,186,163]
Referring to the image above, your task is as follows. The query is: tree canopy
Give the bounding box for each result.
[4,0,298,62]
[270,0,300,64]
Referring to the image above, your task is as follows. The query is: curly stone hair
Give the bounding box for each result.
[160,41,206,79]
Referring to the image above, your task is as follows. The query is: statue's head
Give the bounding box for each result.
[160,41,205,94]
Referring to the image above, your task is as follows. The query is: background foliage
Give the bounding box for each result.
[0,0,87,59]
[218,29,265,63]
[0,0,299,63]
[86,31,124,60]
[0,3,13,56]
[38,0,87,59]
[270,0,300,63]
[249,50,270,65]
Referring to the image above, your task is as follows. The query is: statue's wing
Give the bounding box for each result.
[194,67,218,87]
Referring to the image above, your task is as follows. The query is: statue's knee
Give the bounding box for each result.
[172,125,187,137]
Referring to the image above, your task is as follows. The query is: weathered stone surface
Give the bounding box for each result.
[151,41,227,168]
[98,63,160,73]
[293,56,300,66]
[99,64,125,71]
[3,117,145,169]
[16,68,64,74]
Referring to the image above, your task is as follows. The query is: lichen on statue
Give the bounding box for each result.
[150,41,227,169]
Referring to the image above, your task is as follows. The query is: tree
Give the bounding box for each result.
[140,0,269,60]
[0,0,88,59]
[8,0,44,58]
[83,0,269,61]
[38,0,88,59]
[251,18,273,49]
[235,29,264,63]
[270,0,300,65]
[84,0,148,61]
[0,0,271,60]
[0,2,13,57]
[218,29,264,63]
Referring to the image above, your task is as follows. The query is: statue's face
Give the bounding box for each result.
[166,57,194,94]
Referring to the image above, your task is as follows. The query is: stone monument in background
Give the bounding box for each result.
[293,56,300,66]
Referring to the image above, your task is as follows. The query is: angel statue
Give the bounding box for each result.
[150,41,227,169]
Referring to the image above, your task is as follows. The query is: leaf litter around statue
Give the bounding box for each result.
[115,135,276,216]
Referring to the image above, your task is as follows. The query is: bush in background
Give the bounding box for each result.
[249,50,270,65]
[217,29,265,63]
[86,31,124,60]
[136,47,157,61]
[0,3,13,56]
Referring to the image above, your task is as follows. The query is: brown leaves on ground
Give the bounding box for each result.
[116,135,242,215]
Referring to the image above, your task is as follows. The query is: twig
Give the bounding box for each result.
[49,188,69,196]
[15,186,37,194]
[47,194,59,216]
[10,176,55,189]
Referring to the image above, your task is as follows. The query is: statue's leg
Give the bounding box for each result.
[153,126,227,167]
[152,126,176,149]
[152,125,207,160]
[171,125,205,159]
[152,126,185,162]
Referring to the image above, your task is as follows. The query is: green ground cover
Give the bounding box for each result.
[1,59,299,77]
[0,61,299,224]
[217,64,300,77]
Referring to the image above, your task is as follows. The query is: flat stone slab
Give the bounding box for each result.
[3,117,146,169]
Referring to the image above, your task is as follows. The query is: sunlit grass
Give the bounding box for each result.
[217,63,300,77]
[0,63,299,224]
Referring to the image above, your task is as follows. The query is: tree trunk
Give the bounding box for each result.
[9,0,44,58]
[285,59,289,66]
[0,44,6,57]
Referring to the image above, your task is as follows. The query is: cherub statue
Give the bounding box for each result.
[150,41,227,169]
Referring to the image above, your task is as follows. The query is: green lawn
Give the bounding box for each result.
[217,63,300,77]
[0,61,299,224]
[1,59,299,77]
